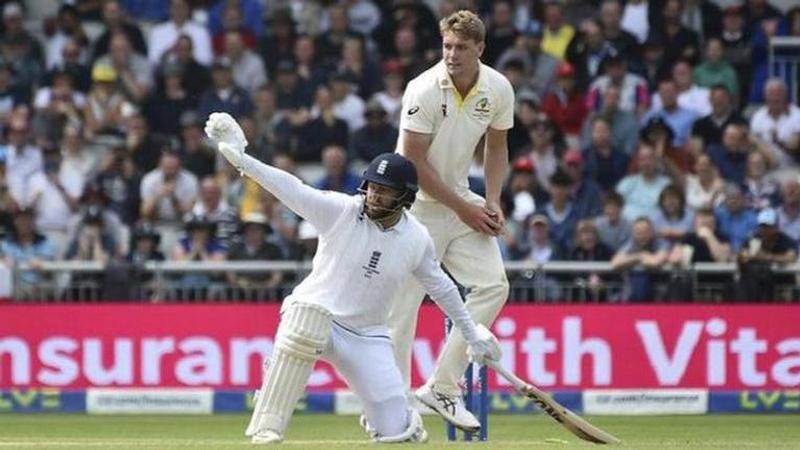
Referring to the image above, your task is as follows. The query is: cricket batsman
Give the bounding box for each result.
[387,10,515,432]
[205,112,501,444]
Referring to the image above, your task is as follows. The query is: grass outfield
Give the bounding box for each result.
[1,414,799,449]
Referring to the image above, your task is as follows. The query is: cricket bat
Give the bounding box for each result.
[488,360,621,445]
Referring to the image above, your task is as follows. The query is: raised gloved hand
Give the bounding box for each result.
[205,112,248,149]
[466,324,501,366]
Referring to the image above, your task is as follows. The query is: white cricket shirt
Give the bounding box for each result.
[397,60,515,202]
[240,155,477,341]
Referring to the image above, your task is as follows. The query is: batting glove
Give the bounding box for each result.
[466,324,501,366]
[204,112,248,150]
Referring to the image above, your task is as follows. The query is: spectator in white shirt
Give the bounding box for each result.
[222,30,267,96]
[148,0,212,66]
[4,116,43,205]
[325,71,365,133]
[749,78,800,171]
[651,60,711,117]
[97,32,153,103]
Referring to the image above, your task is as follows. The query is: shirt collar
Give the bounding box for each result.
[436,60,490,94]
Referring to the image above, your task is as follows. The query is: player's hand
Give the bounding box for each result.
[466,324,501,366]
[485,201,506,230]
[457,203,503,236]
[205,112,248,149]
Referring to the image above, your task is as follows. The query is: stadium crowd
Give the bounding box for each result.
[0,0,799,302]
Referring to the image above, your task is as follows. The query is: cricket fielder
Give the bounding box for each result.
[387,10,514,431]
[205,112,501,444]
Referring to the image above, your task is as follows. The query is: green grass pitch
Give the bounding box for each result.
[1,414,799,449]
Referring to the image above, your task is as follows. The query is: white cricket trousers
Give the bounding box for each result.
[324,321,409,437]
[387,199,509,396]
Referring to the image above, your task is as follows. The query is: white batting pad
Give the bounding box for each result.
[245,302,332,437]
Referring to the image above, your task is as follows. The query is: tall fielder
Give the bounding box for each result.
[388,10,514,431]
[205,112,501,444]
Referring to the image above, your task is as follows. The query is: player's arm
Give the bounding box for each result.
[206,113,346,234]
[411,238,500,364]
[483,127,509,227]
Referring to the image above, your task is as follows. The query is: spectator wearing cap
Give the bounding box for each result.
[313,144,361,195]
[148,0,212,66]
[0,208,54,289]
[647,0,701,67]
[616,143,673,221]
[562,149,604,220]
[496,20,559,100]
[514,213,564,300]
[83,63,130,140]
[736,207,798,301]
[586,52,650,117]
[582,116,630,192]
[197,56,254,119]
[484,1,519,67]
[91,0,148,62]
[600,0,641,63]
[143,59,193,137]
[689,85,745,155]
[4,116,43,206]
[651,60,711,119]
[642,78,699,149]
[226,212,285,299]
[593,191,632,252]
[1,2,44,92]
[140,149,198,253]
[749,78,800,171]
[505,157,549,224]
[541,1,575,61]
[127,224,164,264]
[45,4,88,71]
[350,100,399,163]
[611,217,670,302]
[292,85,349,163]
[192,176,239,248]
[541,169,579,251]
[540,62,588,145]
[370,59,405,127]
[564,18,616,90]
[715,183,758,252]
[222,30,267,96]
[778,179,800,244]
[96,31,154,103]
[274,60,314,112]
[179,112,216,179]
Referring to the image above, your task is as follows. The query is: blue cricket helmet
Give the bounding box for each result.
[360,153,418,209]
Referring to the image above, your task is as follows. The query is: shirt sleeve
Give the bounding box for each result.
[490,76,515,131]
[411,236,479,343]
[399,80,437,134]
[241,154,351,234]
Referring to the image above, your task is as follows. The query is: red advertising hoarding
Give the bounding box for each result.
[1,305,799,390]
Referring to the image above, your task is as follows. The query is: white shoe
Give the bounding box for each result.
[359,414,378,439]
[415,384,480,433]
[251,430,283,444]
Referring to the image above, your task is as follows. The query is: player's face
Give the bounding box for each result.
[442,32,484,78]
[364,183,402,219]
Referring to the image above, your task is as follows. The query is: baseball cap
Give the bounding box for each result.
[91,63,117,82]
[529,213,549,226]
[563,149,584,165]
[511,157,536,173]
[556,62,576,78]
[757,208,777,226]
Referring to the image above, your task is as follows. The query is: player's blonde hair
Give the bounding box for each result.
[439,10,485,43]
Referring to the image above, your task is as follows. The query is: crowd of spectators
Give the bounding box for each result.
[0,0,799,302]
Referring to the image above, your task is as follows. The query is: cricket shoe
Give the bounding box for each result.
[415,384,480,433]
[251,430,283,444]
[359,415,378,439]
